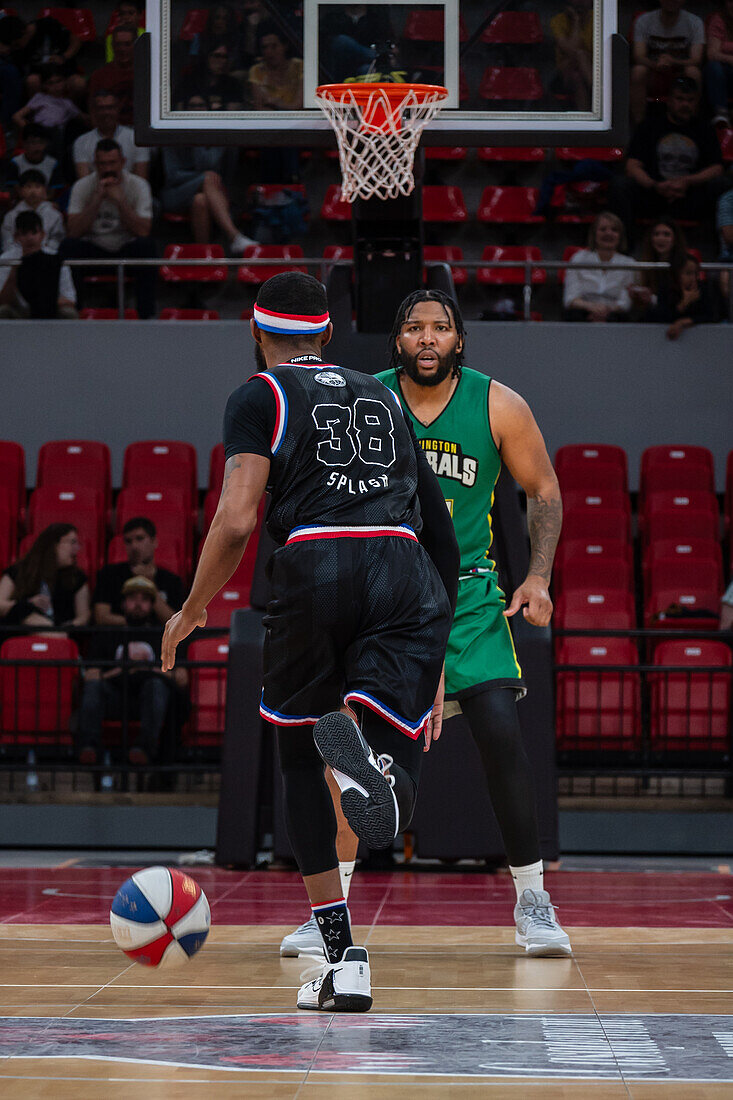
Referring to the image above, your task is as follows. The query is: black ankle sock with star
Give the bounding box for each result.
[311,897,353,963]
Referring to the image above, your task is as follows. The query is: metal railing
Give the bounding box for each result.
[1,256,731,320]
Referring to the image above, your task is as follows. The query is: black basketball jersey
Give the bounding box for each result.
[224,355,423,545]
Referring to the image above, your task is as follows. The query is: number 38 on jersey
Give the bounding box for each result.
[312,399,397,470]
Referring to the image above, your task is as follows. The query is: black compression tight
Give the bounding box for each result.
[460,688,541,868]
[277,712,423,877]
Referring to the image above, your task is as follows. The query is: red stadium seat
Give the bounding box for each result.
[79,309,139,319]
[482,11,543,44]
[643,538,723,591]
[555,146,624,162]
[403,9,468,42]
[642,489,719,527]
[477,246,546,286]
[554,538,633,589]
[650,640,732,751]
[719,128,733,163]
[38,7,96,41]
[422,186,468,223]
[209,443,226,494]
[28,487,104,567]
[554,589,636,631]
[186,637,230,745]
[115,488,192,569]
[0,636,79,745]
[478,146,545,163]
[640,445,715,500]
[237,245,306,285]
[160,244,227,283]
[645,508,719,546]
[158,309,220,320]
[0,490,18,573]
[561,505,631,543]
[0,441,26,522]
[320,186,352,222]
[206,586,248,627]
[563,489,631,516]
[644,558,722,628]
[556,638,641,751]
[555,443,628,491]
[550,183,604,225]
[478,187,543,224]
[424,147,468,161]
[179,7,208,40]
[37,441,111,518]
[423,246,468,286]
[555,556,634,594]
[106,532,186,579]
[479,67,544,103]
[123,440,198,516]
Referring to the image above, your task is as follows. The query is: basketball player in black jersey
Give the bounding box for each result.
[162,272,458,1012]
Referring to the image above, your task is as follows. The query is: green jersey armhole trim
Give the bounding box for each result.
[486,376,501,457]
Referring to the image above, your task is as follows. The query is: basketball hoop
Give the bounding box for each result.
[316,83,448,202]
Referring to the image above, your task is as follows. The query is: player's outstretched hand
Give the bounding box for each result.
[503,575,553,627]
[424,668,445,752]
[162,607,208,671]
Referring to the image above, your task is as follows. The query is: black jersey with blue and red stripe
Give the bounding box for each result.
[223,355,423,546]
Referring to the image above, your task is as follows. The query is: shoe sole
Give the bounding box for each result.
[280,943,326,958]
[297,991,373,1011]
[516,932,572,957]
[313,712,396,850]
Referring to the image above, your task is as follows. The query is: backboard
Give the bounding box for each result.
[135,0,627,147]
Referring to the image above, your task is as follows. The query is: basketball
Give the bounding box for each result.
[109,867,211,968]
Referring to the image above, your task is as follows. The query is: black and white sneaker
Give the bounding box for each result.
[313,711,399,849]
[297,946,372,1012]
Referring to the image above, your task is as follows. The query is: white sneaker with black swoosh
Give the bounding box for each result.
[296,946,372,1012]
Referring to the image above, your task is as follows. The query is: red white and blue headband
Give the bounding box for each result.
[254,303,330,335]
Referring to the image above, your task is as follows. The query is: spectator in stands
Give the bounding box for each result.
[105,0,144,64]
[648,252,718,336]
[0,17,24,129]
[629,217,688,313]
[705,0,733,127]
[0,210,77,318]
[319,6,393,82]
[61,138,157,318]
[716,185,733,302]
[609,77,724,245]
[12,63,85,158]
[630,0,704,123]
[178,40,244,110]
[189,5,246,76]
[0,523,89,629]
[550,0,594,111]
[720,579,733,630]
[1,169,64,253]
[0,12,84,103]
[88,26,136,126]
[93,517,184,628]
[563,211,635,322]
[248,24,303,109]
[73,90,149,180]
[4,123,63,192]
[77,576,188,766]
[161,114,254,254]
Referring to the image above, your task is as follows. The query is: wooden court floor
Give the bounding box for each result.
[0,863,732,1097]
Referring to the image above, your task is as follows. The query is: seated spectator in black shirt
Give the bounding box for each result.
[0,209,78,319]
[609,77,725,244]
[628,216,688,314]
[647,252,717,337]
[177,40,244,110]
[5,124,63,193]
[93,517,184,627]
[78,576,188,766]
[0,523,90,629]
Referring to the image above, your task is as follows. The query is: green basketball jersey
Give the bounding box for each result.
[377,367,501,574]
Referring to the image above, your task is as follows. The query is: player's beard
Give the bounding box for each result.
[254,343,268,372]
[399,347,457,387]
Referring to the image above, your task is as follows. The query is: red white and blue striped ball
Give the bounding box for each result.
[109,866,210,968]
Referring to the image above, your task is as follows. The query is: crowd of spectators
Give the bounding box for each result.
[0,1,731,323]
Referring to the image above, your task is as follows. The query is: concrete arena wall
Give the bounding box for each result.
[3,321,731,489]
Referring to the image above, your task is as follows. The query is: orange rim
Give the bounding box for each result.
[316,82,448,106]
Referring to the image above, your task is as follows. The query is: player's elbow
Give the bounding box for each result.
[214,504,258,544]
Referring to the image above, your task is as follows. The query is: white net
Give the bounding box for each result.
[316,84,448,202]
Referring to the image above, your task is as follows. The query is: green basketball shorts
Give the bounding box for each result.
[444,570,526,704]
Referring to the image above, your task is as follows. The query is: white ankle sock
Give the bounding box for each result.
[339,860,356,901]
[509,860,544,901]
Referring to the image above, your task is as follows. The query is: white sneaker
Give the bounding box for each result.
[280,915,326,958]
[229,232,256,256]
[514,888,572,957]
[313,711,399,850]
[297,946,372,1012]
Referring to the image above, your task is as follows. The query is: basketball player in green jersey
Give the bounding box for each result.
[281,288,570,959]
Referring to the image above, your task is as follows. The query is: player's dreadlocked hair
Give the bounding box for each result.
[388,289,466,378]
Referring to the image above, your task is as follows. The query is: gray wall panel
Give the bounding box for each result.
[2,321,731,488]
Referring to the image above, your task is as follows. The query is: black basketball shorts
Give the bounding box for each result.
[259,528,452,739]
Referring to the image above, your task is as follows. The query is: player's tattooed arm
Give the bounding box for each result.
[221,454,242,496]
[526,491,562,583]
